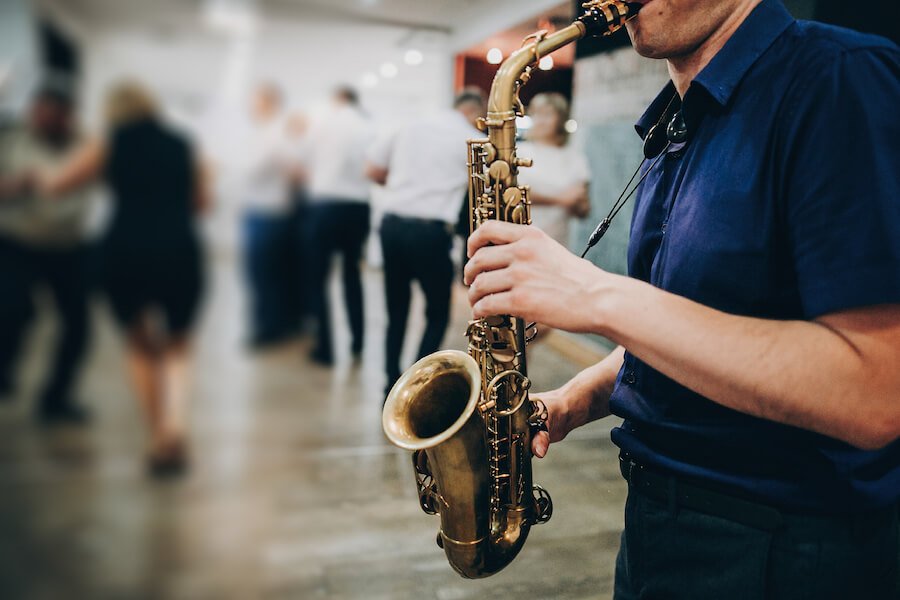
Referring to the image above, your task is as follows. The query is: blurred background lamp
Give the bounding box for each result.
[564,119,578,134]
[203,0,259,37]
[404,49,424,66]
[379,62,398,78]
[486,47,503,65]
[538,55,554,70]
[361,72,379,87]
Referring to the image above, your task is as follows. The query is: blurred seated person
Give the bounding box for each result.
[304,86,373,365]
[517,92,591,248]
[237,83,300,348]
[0,81,93,424]
[34,81,209,475]
[366,89,484,396]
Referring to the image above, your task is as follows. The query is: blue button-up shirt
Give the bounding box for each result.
[608,0,900,511]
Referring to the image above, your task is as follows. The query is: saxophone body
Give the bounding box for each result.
[382,1,640,579]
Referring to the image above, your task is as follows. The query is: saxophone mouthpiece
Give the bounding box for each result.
[579,1,642,37]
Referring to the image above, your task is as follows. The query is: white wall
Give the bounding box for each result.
[68,9,457,252]
[0,0,41,118]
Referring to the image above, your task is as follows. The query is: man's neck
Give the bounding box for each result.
[666,0,761,98]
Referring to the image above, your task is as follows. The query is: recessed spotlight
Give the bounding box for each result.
[361,72,378,87]
[404,49,424,66]
[380,62,398,78]
[486,47,503,65]
[538,55,554,70]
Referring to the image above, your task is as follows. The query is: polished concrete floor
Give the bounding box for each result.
[0,256,627,600]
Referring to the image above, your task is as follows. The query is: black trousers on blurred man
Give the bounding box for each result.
[305,199,369,364]
[0,236,90,421]
[380,214,453,393]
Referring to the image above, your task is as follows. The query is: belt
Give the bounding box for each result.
[383,213,454,233]
[620,456,784,532]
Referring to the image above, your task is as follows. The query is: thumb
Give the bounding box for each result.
[532,430,550,458]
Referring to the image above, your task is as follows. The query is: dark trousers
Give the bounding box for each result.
[380,214,453,384]
[615,479,899,599]
[242,211,298,343]
[0,237,90,410]
[305,200,370,360]
[286,199,310,323]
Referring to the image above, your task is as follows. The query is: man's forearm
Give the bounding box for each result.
[591,274,900,450]
[563,345,625,426]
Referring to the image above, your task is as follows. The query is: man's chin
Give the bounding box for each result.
[630,38,669,59]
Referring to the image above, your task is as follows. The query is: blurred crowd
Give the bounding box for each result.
[0,75,591,478]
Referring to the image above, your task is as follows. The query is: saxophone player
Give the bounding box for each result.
[464,0,900,597]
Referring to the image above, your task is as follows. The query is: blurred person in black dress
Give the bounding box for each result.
[0,82,93,424]
[34,81,208,475]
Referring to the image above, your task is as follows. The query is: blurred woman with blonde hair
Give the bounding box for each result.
[36,79,210,476]
[517,92,591,248]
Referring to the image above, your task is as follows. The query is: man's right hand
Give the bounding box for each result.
[531,386,582,458]
[530,345,626,458]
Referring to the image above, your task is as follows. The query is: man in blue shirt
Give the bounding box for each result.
[464,0,899,597]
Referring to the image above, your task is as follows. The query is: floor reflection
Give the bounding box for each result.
[0,256,626,599]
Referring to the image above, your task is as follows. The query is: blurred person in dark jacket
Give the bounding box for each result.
[0,82,93,424]
[304,86,373,365]
[33,81,209,475]
[236,83,298,348]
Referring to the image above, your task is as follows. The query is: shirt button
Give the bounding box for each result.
[624,370,636,385]
[661,221,667,234]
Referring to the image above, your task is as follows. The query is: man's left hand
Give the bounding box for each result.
[464,220,618,333]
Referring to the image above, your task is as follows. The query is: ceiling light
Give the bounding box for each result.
[203,0,258,37]
[538,55,554,70]
[404,49,424,66]
[361,72,378,88]
[486,47,503,65]
[380,62,398,78]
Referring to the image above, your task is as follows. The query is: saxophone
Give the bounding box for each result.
[382,1,640,579]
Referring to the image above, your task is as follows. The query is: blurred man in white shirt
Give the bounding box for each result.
[0,83,93,423]
[237,83,297,348]
[365,89,484,395]
[304,86,373,365]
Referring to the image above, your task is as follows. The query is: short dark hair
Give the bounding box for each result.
[333,85,359,106]
[453,87,485,110]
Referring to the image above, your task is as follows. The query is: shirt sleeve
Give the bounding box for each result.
[365,127,395,169]
[779,45,900,319]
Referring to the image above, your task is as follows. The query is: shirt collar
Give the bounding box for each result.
[635,0,794,138]
[693,0,794,106]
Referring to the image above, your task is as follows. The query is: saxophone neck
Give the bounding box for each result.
[486,22,586,122]
[484,1,640,157]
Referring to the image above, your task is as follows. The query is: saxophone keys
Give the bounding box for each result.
[502,187,522,207]
[488,160,511,183]
[531,485,554,524]
[483,143,497,163]
[514,156,533,168]
[528,398,550,428]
